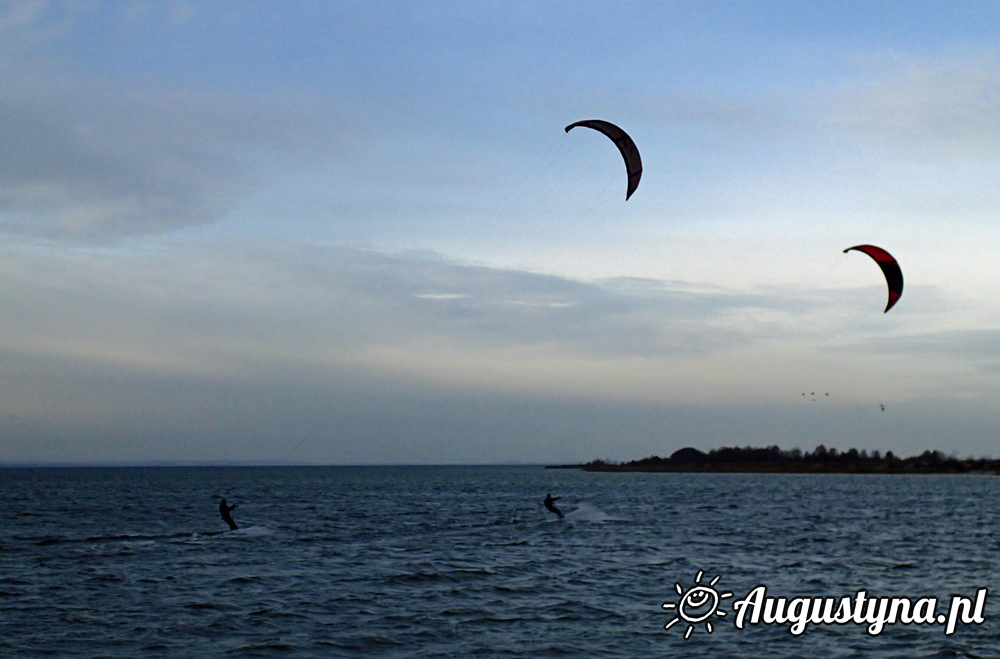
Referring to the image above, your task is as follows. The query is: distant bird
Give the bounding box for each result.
[879,404,885,412]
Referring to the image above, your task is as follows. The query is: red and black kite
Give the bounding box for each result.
[843,244,903,313]
[564,120,642,200]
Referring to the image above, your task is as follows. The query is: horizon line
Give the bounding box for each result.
[0,461,545,469]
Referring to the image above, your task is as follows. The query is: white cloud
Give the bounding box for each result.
[0,3,359,240]
[0,0,90,54]
[0,71,354,238]
[164,2,196,27]
[0,241,981,395]
[828,53,1000,159]
[0,242,791,381]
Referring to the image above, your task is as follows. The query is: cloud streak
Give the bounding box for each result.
[0,242,977,392]
[0,66,353,239]
[829,54,1000,159]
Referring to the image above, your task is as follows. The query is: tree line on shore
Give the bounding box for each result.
[563,445,1000,474]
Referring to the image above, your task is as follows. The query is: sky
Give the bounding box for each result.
[3,1,1000,465]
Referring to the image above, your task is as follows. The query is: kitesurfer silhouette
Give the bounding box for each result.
[219,498,238,531]
[544,493,563,518]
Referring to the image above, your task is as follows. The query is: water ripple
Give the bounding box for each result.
[0,466,997,657]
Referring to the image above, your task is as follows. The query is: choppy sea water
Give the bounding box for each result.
[0,465,997,657]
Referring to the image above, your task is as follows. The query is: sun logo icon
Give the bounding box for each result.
[662,570,732,639]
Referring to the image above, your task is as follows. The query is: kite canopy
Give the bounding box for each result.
[843,244,903,313]
[564,120,642,200]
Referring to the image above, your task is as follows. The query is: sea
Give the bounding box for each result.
[0,465,997,658]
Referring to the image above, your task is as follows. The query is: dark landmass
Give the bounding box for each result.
[547,445,1000,474]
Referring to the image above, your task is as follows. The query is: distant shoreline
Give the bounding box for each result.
[547,445,1000,475]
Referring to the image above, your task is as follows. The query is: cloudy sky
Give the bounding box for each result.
[3,1,1000,464]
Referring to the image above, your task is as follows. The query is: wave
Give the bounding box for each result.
[386,567,495,585]
[564,502,623,523]
[23,524,274,548]
[31,531,191,547]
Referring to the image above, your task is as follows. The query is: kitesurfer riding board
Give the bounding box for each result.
[219,498,238,531]
[544,493,563,519]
